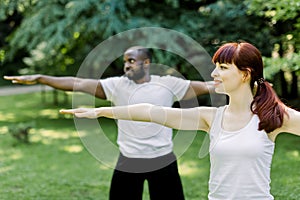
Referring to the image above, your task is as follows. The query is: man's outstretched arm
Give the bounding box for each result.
[182,81,215,100]
[4,75,106,99]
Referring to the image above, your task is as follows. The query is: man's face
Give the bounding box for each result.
[123,49,147,81]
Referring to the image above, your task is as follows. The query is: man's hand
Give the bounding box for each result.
[60,108,100,119]
[4,75,41,85]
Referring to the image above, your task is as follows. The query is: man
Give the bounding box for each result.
[5,46,213,200]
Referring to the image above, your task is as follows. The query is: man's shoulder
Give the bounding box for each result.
[101,76,127,82]
[151,75,186,82]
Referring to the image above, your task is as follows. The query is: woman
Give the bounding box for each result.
[60,42,300,200]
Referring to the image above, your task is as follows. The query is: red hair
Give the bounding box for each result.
[212,42,287,133]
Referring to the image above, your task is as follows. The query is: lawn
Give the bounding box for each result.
[0,91,299,200]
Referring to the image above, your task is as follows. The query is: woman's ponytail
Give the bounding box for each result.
[250,78,287,133]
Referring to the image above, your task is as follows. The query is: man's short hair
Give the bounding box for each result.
[126,46,152,62]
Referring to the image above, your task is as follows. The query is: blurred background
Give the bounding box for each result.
[0,0,299,108]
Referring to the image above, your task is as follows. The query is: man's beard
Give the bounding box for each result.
[125,65,146,81]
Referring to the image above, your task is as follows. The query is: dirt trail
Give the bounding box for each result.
[0,85,53,96]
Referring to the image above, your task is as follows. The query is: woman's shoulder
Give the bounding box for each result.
[198,106,226,115]
[197,106,221,128]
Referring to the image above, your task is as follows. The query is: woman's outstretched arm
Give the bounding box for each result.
[60,103,214,131]
[280,107,300,136]
[271,107,300,139]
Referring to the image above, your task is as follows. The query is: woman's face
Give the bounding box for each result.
[211,62,246,95]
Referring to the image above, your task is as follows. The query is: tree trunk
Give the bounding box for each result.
[53,89,58,105]
[290,71,298,98]
[279,70,288,98]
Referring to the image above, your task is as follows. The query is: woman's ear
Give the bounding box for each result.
[243,68,252,82]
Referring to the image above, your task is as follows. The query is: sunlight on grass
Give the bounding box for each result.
[76,130,88,137]
[98,164,111,171]
[0,112,15,121]
[0,166,14,174]
[179,160,204,177]
[0,147,23,160]
[30,129,78,144]
[10,151,23,160]
[62,145,83,153]
[286,150,300,160]
[0,126,8,134]
[38,129,76,139]
[39,109,60,119]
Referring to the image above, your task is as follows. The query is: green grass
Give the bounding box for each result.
[0,91,299,199]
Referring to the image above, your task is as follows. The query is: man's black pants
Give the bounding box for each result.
[109,152,185,200]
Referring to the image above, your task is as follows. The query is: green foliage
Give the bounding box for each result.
[0,0,32,21]
[246,0,300,21]
[0,0,299,86]
[245,0,300,97]
[264,52,300,79]
[1,0,133,76]
[0,1,271,76]
[246,0,300,52]
[195,0,275,55]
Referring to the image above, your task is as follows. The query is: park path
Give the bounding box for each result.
[0,85,53,96]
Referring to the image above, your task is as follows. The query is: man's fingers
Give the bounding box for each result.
[4,76,34,84]
[3,76,12,80]
[3,75,17,79]
[3,76,19,81]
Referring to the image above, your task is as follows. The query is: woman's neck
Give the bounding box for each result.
[227,86,254,114]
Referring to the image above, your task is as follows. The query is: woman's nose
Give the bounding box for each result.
[211,67,218,78]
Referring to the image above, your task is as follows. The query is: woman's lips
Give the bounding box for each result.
[214,79,222,86]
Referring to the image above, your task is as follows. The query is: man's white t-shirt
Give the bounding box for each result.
[100,75,190,158]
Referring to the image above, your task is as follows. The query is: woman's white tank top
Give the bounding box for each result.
[208,106,275,200]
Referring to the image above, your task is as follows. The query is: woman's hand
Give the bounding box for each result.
[60,108,100,119]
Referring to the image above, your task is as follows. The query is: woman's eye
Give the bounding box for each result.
[220,65,227,70]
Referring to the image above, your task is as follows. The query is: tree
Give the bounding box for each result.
[246,0,300,99]
[1,0,295,86]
